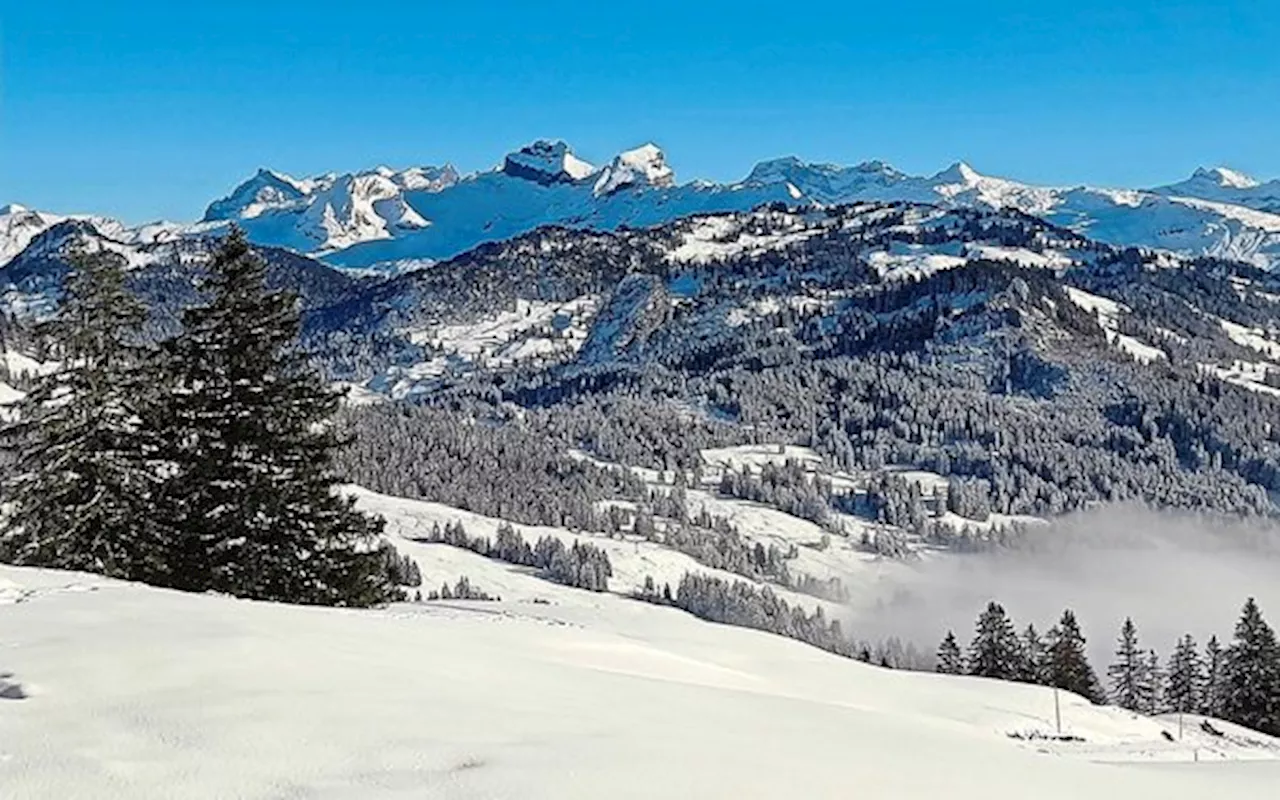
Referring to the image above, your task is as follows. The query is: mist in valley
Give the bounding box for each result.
[848,505,1280,667]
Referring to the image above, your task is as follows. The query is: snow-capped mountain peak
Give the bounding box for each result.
[10,142,1280,275]
[203,168,312,222]
[1,204,68,265]
[394,165,460,192]
[1192,166,1260,190]
[501,140,596,185]
[931,160,984,186]
[593,143,675,196]
[928,161,1062,215]
[1157,166,1269,198]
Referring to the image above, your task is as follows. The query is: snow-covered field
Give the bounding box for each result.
[3,486,1279,799]
[3,559,1279,800]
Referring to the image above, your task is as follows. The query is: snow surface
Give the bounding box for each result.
[2,544,1278,798]
[667,213,823,264]
[1203,361,1280,399]
[1219,318,1280,361]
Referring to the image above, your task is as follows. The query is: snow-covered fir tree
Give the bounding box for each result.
[1108,618,1145,711]
[1222,598,1280,736]
[153,228,395,606]
[1017,624,1048,685]
[1202,635,1228,718]
[967,601,1022,680]
[0,250,168,582]
[1139,649,1166,715]
[936,630,963,674]
[1166,634,1203,715]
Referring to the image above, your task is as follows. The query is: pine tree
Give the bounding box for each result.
[1222,598,1280,736]
[936,630,963,674]
[1202,635,1227,717]
[1166,634,1203,715]
[967,601,1021,680]
[0,250,167,582]
[154,229,394,606]
[1046,609,1105,704]
[1108,617,1145,711]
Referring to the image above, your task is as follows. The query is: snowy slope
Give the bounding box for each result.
[2,555,1278,799]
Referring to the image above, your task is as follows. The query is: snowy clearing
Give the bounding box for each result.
[1219,318,1280,361]
[1065,287,1166,363]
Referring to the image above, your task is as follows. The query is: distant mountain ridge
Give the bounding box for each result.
[6,141,1280,272]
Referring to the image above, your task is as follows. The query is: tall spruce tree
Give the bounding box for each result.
[936,630,963,674]
[1202,635,1228,718]
[1222,598,1280,735]
[1017,624,1048,684]
[1108,618,1145,711]
[154,228,394,606]
[967,601,1021,680]
[0,250,167,582]
[1046,609,1105,704]
[1139,649,1165,715]
[1166,634,1203,715]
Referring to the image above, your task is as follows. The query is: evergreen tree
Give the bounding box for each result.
[1046,609,1105,704]
[967,601,1021,680]
[1108,617,1145,711]
[936,630,963,674]
[1222,598,1280,735]
[154,229,394,606]
[1202,635,1227,718]
[1017,624,1048,684]
[0,250,167,582]
[1166,634,1203,715]
[1139,649,1165,715]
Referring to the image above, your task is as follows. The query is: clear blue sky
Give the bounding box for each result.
[3,0,1277,223]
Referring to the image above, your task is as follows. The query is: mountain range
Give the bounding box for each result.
[6,141,1280,273]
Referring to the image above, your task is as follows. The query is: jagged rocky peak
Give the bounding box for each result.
[931,161,986,186]
[393,164,461,192]
[203,168,312,222]
[501,140,597,185]
[593,143,675,196]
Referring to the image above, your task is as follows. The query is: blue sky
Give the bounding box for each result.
[3,1,1277,223]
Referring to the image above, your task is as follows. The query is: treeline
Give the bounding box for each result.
[636,572,856,658]
[425,576,499,602]
[938,598,1280,736]
[0,231,398,607]
[636,571,922,668]
[420,520,613,592]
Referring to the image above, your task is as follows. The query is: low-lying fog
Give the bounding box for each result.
[849,504,1280,665]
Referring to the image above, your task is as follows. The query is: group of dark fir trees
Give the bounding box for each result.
[0,230,399,606]
[938,597,1280,736]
